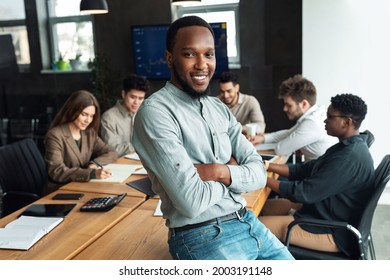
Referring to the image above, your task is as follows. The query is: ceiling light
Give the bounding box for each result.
[80,0,109,14]
[171,0,201,6]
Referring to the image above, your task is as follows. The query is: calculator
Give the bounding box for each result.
[80,193,126,212]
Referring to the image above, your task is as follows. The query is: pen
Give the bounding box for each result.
[92,160,112,175]
[92,159,104,169]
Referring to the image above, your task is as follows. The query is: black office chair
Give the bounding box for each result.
[284,154,390,260]
[361,129,375,148]
[0,138,47,217]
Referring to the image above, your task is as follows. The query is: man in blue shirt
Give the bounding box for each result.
[133,16,293,260]
[259,93,375,257]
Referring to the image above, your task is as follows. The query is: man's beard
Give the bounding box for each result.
[172,64,211,99]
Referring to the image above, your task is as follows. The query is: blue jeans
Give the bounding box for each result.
[168,210,294,260]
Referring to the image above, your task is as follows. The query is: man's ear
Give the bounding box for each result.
[235,83,240,93]
[166,51,172,68]
[344,117,355,128]
[121,90,126,99]
[301,99,311,110]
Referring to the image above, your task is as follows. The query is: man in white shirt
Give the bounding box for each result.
[251,74,336,161]
[100,74,150,157]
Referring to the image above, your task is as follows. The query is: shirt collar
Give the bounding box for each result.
[236,92,244,105]
[116,100,135,117]
[297,104,319,123]
[340,133,366,146]
[165,81,204,105]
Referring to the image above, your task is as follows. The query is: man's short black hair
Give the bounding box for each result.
[166,16,214,53]
[123,74,150,93]
[331,93,367,128]
[219,71,239,85]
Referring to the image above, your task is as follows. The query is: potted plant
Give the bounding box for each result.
[56,53,70,71]
[70,52,83,71]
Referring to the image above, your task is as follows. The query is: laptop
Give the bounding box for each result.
[126,177,157,197]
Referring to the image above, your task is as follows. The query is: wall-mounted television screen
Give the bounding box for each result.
[131,22,229,80]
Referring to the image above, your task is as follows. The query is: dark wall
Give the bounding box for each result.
[237,0,302,132]
[3,0,301,132]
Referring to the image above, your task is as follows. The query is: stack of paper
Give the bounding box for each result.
[0,216,63,250]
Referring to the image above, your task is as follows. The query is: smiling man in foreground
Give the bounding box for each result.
[133,16,293,260]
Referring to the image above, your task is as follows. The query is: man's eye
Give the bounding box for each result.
[184,52,195,57]
[205,53,215,58]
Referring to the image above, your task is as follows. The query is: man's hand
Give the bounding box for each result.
[194,156,238,186]
[266,177,280,193]
[250,133,265,145]
[227,156,238,165]
[241,125,248,136]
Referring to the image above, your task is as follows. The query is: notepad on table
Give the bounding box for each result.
[0,215,63,250]
[89,164,142,183]
[255,142,277,151]
[124,153,140,160]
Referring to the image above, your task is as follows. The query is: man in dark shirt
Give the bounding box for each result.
[259,93,375,257]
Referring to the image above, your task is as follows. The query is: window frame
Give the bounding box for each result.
[175,3,240,68]
[0,18,30,71]
[45,0,95,71]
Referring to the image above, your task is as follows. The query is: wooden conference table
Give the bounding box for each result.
[0,152,285,260]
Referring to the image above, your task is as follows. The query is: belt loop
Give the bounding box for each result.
[235,210,242,220]
[169,228,176,238]
[235,208,246,220]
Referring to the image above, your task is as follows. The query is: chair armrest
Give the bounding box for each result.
[285,217,360,247]
[3,190,40,200]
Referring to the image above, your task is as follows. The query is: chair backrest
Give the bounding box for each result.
[358,155,390,256]
[0,138,47,215]
[360,130,375,148]
[7,118,36,143]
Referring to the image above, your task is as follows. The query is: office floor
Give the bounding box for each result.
[372,186,390,260]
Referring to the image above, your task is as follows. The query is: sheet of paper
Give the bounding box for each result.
[89,164,142,183]
[153,199,163,216]
[124,153,140,161]
[255,142,277,151]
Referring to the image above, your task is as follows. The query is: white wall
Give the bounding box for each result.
[303,0,390,168]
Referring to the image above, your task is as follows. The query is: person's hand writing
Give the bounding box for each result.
[88,163,100,169]
[95,168,112,179]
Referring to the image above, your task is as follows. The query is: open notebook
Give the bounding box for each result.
[89,164,142,183]
[0,203,76,250]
